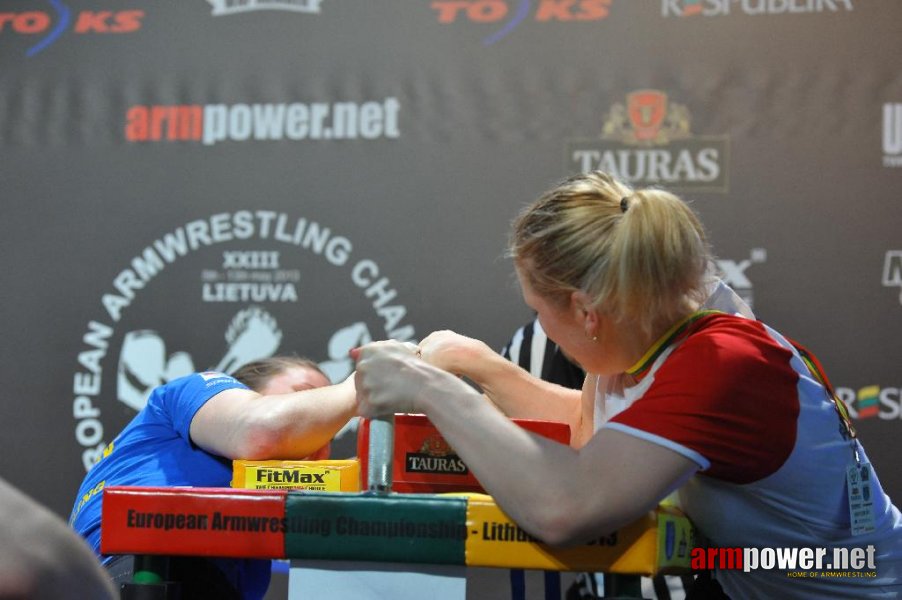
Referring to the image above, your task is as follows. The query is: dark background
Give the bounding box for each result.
[1,0,900,525]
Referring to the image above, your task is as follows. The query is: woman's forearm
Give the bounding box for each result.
[419,332,582,427]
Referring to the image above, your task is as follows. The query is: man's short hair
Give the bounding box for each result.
[231,356,327,391]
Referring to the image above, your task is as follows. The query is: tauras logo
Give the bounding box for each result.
[207,0,323,16]
[567,90,729,192]
[405,454,469,475]
[71,210,416,470]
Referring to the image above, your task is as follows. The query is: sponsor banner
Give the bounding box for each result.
[71,210,417,471]
[884,105,902,168]
[429,0,615,45]
[883,251,902,302]
[661,0,854,18]
[125,98,401,145]
[839,386,902,421]
[567,90,730,192]
[716,249,766,310]
[837,253,902,421]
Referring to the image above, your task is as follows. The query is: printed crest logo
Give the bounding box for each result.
[71,210,416,471]
[628,91,667,141]
[882,251,902,304]
[661,0,855,18]
[0,6,144,57]
[430,0,614,46]
[419,434,454,457]
[838,385,902,421]
[567,89,729,192]
[883,104,902,168]
[614,90,689,145]
[206,0,324,16]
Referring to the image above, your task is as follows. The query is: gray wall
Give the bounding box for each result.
[1,0,900,521]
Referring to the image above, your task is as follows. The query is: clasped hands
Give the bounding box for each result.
[351,330,488,418]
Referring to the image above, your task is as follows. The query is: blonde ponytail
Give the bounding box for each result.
[509,171,710,332]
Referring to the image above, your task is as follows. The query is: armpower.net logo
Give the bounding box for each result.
[124,98,401,145]
[696,545,877,579]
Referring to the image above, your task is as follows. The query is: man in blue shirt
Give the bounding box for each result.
[69,356,355,600]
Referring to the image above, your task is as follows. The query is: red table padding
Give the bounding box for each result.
[101,486,287,558]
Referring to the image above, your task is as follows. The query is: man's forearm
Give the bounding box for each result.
[467,352,582,426]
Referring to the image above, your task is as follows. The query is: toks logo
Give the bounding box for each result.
[430,0,613,45]
[838,386,902,421]
[71,211,417,470]
[662,0,854,18]
[1,4,143,57]
[567,90,730,191]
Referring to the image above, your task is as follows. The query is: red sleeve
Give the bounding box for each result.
[608,317,799,484]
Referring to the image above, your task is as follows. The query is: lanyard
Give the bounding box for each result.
[625,310,721,380]
[787,337,858,443]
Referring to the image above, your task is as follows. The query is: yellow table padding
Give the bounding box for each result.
[462,493,693,575]
[232,459,361,492]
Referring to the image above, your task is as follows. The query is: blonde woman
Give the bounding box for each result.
[355,171,902,598]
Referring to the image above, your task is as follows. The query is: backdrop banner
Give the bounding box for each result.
[1,1,900,533]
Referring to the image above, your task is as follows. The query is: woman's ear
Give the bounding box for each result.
[570,290,598,332]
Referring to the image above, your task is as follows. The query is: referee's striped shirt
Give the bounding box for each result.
[501,319,584,391]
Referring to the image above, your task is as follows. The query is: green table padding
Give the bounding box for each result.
[285,492,469,565]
